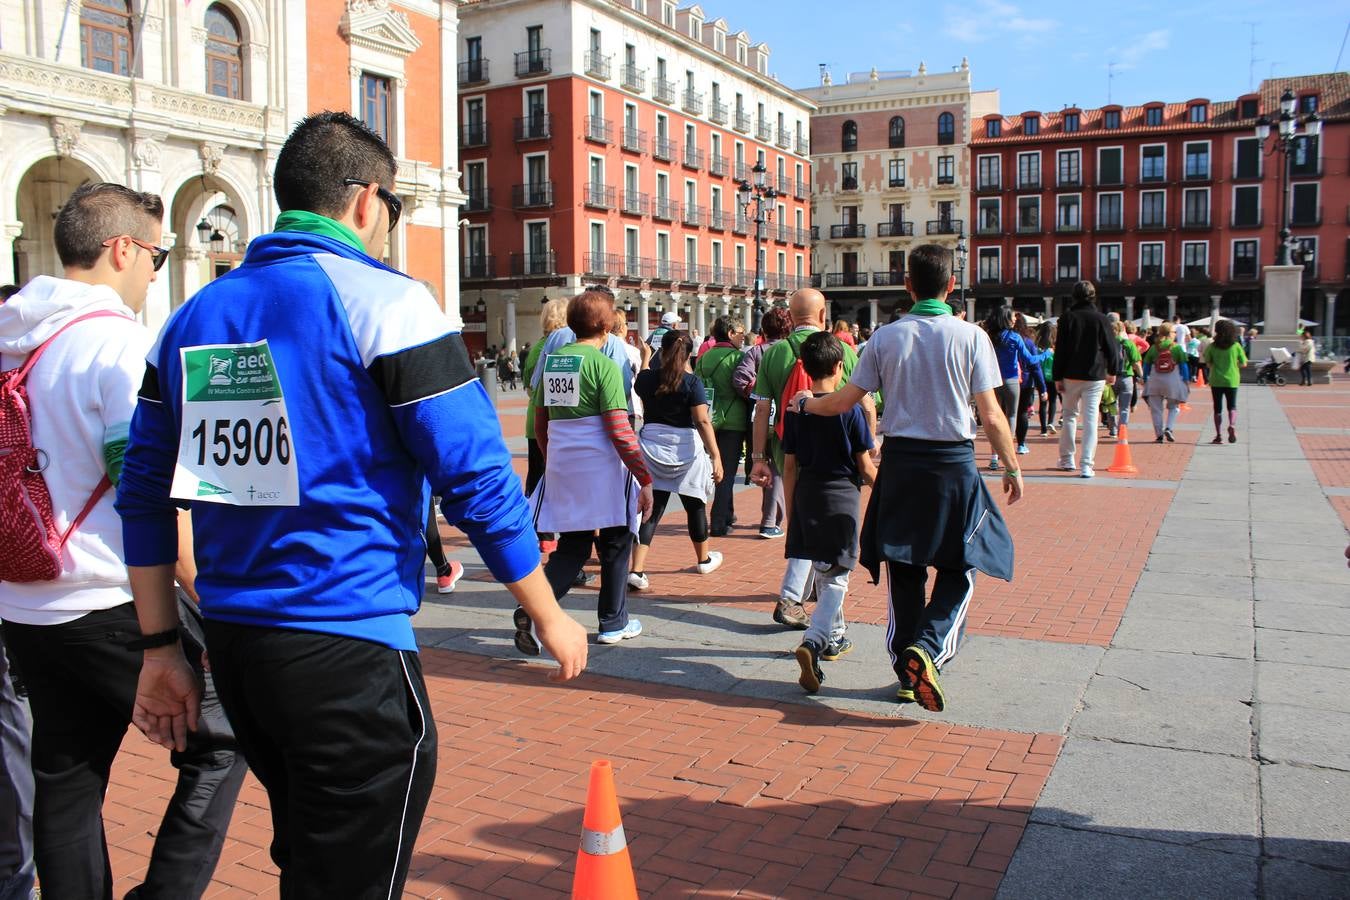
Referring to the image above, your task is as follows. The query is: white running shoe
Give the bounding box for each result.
[597,618,643,644]
[627,571,649,591]
[696,551,723,575]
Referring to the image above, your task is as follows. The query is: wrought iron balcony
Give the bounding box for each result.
[458,59,489,87]
[830,224,866,239]
[1057,174,1082,188]
[621,190,649,216]
[1182,267,1213,283]
[622,256,652,279]
[622,126,647,153]
[794,228,809,245]
[877,221,914,237]
[514,49,551,77]
[683,204,704,227]
[653,198,680,221]
[926,219,964,235]
[583,183,615,209]
[709,209,727,230]
[584,115,614,144]
[682,147,704,170]
[975,179,1001,193]
[621,64,646,92]
[974,219,1001,236]
[1096,218,1125,233]
[756,120,772,142]
[809,273,822,288]
[777,175,791,194]
[936,174,956,186]
[735,268,752,288]
[710,102,728,124]
[796,179,809,198]
[735,161,749,182]
[584,251,620,275]
[709,266,731,286]
[461,254,494,280]
[584,51,612,80]
[652,259,677,281]
[682,263,711,284]
[872,271,904,286]
[709,154,727,177]
[511,181,554,209]
[1055,221,1084,234]
[825,272,869,287]
[654,78,676,104]
[463,188,492,213]
[733,215,749,235]
[840,176,859,192]
[734,111,751,133]
[795,135,809,155]
[1230,213,1263,229]
[653,136,676,162]
[514,114,551,141]
[1017,178,1042,190]
[509,251,556,277]
[1016,220,1042,234]
[776,126,791,148]
[461,121,489,148]
[682,90,704,115]
[1181,214,1212,230]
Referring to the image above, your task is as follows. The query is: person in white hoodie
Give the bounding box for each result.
[0,183,245,900]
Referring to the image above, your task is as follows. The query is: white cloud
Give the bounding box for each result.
[944,0,1058,44]
[1111,28,1172,70]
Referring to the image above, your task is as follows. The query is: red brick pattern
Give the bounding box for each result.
[105,649,1062,898]
[1297,434,1350,489]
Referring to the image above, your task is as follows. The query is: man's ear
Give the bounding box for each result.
[351,183,380,232]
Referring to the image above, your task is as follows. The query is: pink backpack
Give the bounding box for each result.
[0,311,123,582]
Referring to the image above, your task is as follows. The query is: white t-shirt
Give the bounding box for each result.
[1173,322,1191,345]
[850,313,1001,442]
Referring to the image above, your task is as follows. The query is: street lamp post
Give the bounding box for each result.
[1255,89,1322,266]
[954,233,968,313]
[737,161,778,331]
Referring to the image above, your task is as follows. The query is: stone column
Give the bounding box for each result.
[1125,296,1135,322]
[130,133,171,327]
[868,297,879,329]
[695,293,708,339]
[1166,294,1178,321]
[1326,293,1338,338]
[719,293,731,319]
[504,290,518,352]
[1043,296,1053,318]
[965,297,975,320]
[1210,294,1222,327]
[0,223,22,286]
[1141,305,1152,329]
[637,291,651,339]
[1251,265,1304,361]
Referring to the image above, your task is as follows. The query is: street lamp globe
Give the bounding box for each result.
[1279,88,1296,116]
[1254,115,1271,141]
[1307,111,1323,138]
[752,161,766,188]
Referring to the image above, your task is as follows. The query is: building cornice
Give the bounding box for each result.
[341,0,424,57]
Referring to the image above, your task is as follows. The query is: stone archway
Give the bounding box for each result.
[166,174,251,309]
[13,156,101,284]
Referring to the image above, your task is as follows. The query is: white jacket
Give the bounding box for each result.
[0,276,152,624]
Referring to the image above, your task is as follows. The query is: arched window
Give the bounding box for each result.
[841,120,857,152]
[80,0,133,75]
[889,116,905,148]
[937,112,955,145]
[205,4,244,99]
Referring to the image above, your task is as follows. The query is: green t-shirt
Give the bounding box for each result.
[1144,339,1185,372]
[531,343,626,421]
[1118,335,1142,376]
[1203,343,1248,388]
[753,327,858,469]
[694,345,748,432]
[522,339,547,439]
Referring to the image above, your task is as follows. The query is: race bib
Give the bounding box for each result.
[542,354,581,408]
[171,340,300,506]
[704,386,715,409]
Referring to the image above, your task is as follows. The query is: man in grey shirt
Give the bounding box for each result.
[794,244,1022,713]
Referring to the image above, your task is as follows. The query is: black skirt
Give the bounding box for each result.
[859,437,1015,584]
[785,472,862,569]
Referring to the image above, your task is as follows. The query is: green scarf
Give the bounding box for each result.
[273,210,364,252]
[909,299,953,317]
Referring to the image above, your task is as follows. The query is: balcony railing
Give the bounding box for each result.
[514,114,551,141]
[1017,270,1043,285]
[1096,218,1125,233]
[793,228,809,245]
[1055,220,1083,234]
[888,177,906,189]
[734,111,751,133]
[458,59,489,87]
[1231,213,1263,229]
[653,198,679,221]
[1056,269,1082,284]
[796,179,809,198]
[976,179,1001,193]
[514,49,551,77]
[1098,270,1122,284]
[1138,267,1166,283]
[1017,178,1042,190]
[621,190,649,216]
[709,266,731,286]
[777,175,791,194]
[461,121,489,148]
[682,90,704,115]
[683,203,704,227]
[775,224,788,242]
[1182,267,1212,282]
[654,78,676,104]
[509,251,556,277]
[682,263,711,284]
[651,260,677,281]
[583,183,615,209]
[462,255,495,279]
[464,188,492,213]
[584,115,614,144]
[709,154,727,177]
[683,147,704,170]
[733,215,749,235]
[975,220,1001,236]
[511,181,554,209]
[710,102,728,124]
[825,272,869,287]
[622,126,647,153]
[735,268,752,288]
[877,221,914,237]
[776,126,791,148]
[809,274,822,288]
[621,64,646,92]
[584,251,620,275]
[1232,265,1259,281]
[735,161,750,182]
[653,136,676,162]
[1016,220,1042,234]
[1184,168,1212,182]
[1057,174,1082,188]
[795,135,809,155]
[810,225,819,241]
[830,224,866,239]
[926,219,964,235]
[872,271,904,286]
[936,174,956,186]
[841,177,859,192]
[709,209,727,230]
[756,121,772,142]
[584,51,612,80]
[622,257,651,279]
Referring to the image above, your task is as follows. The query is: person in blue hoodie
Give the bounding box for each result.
[981,306,1048,470]
[115,112,589,898]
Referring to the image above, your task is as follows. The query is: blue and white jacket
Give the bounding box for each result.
[117,230,538,651]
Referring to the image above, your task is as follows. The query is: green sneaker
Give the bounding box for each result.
[895,686,916,703]
[901,645,945,712]
[795,640,823,694]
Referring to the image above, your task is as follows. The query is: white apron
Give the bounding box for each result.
[639,423,713,501]
[528,416,639,535]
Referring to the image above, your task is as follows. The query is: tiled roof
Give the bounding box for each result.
[973,71,1348,145]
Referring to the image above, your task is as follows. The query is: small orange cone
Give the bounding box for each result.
[573,761,638,900]
[1106,424,1138,475]
[1195,367,1207,388]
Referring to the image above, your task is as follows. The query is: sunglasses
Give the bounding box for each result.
[343,179,403,232]
[102,235,169,272]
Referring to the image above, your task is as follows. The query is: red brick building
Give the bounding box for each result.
[968,73,1349,334]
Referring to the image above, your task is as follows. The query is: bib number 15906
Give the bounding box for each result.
[189,416,292,468]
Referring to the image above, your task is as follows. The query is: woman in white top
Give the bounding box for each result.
[1296,329,1317,386]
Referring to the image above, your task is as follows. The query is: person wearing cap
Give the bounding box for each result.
[647,311,681,368]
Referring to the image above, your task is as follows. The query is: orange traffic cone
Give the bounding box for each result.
[1106,424,1138,475]
[573,761,638,900]
[1195,367,1207,387]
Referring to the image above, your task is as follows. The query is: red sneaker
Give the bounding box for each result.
[539,539,558,554]
[436,560,465,594]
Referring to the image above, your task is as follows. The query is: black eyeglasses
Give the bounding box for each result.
[343,178,402,232]
[102,236,169,271]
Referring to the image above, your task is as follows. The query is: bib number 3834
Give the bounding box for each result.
[542,354,581,408]
[171,339,300,506]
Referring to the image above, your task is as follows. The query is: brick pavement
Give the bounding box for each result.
[105,650,1061,899]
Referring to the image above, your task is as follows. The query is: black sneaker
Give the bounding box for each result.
[1163,429,1175,443]
[820,636,854,660]
[795,640,824,694]
[512,606,540,657]
[574,571,596,587]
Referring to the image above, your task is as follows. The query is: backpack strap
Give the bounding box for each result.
[56,475,113,552]
[13,310,129,384]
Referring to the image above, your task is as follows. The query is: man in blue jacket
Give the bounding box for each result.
[116,112,588,898]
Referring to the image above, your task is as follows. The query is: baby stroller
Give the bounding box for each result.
[1256,347,1292,386]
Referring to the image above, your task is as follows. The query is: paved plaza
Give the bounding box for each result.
[102,378,1350,898]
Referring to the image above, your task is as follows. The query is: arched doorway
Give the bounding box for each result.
[166,176,250,308]
[13,156,100,283]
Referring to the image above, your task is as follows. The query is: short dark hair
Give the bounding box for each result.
[273,111,397,218]
[566,289,615,338]
[907,244,953,299]
[711,315,743,343]
[1072,281,1098,306]
[0,284,19,302]
[54,182,163,270]
[800,331,844,380]
[760,305,793,341]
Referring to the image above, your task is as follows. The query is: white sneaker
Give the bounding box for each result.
[1080,466,1095,479]
[627,571,649,591]
[1057,460,1076,471]
[597,618,643,644]
[696,551,723,575]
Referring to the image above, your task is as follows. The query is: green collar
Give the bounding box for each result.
[273,210,364,252]
[909,299,952,317]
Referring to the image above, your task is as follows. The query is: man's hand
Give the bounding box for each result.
[1002,471,1024,504]
[790,389,812,409]
[536,612,588,682]
[132,646,200,752]
[638,483,654,521]
[750,460,773,487]
[1106,375,1116,386]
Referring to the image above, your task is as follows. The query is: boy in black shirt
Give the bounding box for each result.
[782,332,877,693]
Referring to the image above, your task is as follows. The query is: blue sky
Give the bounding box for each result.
[747,0,1348,112]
